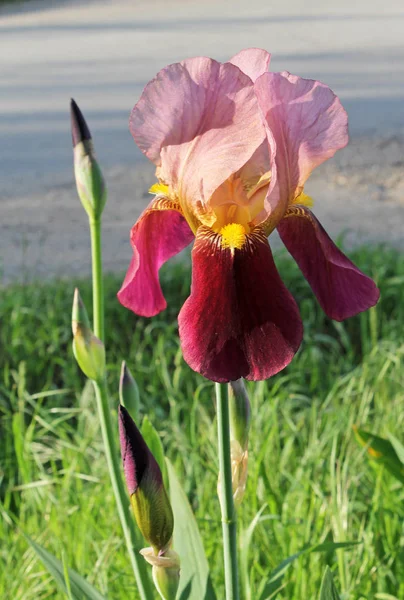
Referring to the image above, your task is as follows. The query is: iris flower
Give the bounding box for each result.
[118,49,379,383]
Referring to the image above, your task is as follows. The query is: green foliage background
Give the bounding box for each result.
[1,247,403,599]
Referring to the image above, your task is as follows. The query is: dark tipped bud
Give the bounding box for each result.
[119,361,140,423]
[72,289,105,382]
[70,99,106,219]
[70,98,92,147]
[119,405,174,552]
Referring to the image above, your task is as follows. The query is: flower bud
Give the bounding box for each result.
[70,98,106,220]
[119,361,140,423]
[72,289,105,382]
[140,548,180,600]
[119,405,174,552]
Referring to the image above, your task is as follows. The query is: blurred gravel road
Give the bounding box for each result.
[1,0,404,282]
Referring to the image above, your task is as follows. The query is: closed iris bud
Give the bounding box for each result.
[72,288,105,382]
[70,98,106,220]
[119,405,174,553]
[119,361,140,423]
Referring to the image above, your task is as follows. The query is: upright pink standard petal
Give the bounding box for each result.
[229,48,271,82]
[178,227,303,382]
[255,71,348,211]
[278,206,380,321]
[130,58,266,219]
[118,200,194,318]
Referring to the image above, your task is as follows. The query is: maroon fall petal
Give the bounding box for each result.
[118,200,194,317]
[278,206,380,321]
[118,405,162,496]
[178,228,303,382]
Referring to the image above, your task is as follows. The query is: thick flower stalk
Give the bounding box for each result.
[119,405,180,600]
[118,48,379,383]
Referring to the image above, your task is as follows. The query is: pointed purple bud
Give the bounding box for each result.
[70,98,92,148]
[119,405,157,495]
[70,99,106,219]
[119,406,174,551]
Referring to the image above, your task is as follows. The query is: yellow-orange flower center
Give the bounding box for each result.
[220,223,247,251]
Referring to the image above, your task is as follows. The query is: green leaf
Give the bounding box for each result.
[319,567,340,600]
[387,432,404,465]
[353,426,404,484]
[166,459,217,600]
[258,541,358,600]
[240,504,268,600]
[25,535,105,600]
[141,415,168,486]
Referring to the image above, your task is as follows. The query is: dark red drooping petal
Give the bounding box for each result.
[178,227,303,382]
[278,206,380,321]
[118,199,194,317]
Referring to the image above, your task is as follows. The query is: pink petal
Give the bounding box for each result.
[130,58,266,216]
[178,227,303,382]
[229,48,271,82]
[278,206,380,321]
[254,71,348,211]
[118,199,194,317]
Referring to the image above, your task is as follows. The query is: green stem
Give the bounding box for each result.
[216,382,240,600]
[89,217,154,600]
[89,218,104,341]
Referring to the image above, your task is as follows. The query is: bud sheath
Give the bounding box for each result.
[140,548,180,600]
[229,379,251,507]
[229,379,251,451]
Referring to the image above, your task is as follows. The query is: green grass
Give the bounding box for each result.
[1,246,403,599]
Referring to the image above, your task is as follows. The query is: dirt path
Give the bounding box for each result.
[1,0,404,282]
[1,133,404,284]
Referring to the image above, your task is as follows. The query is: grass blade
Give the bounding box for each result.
[25,535,105,600]
[353,426,404,484]
[166,458,217,600]
[319,567,340,600]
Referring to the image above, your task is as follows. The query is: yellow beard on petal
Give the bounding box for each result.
[220,223,247,251]
[292,191,314,208]
[149,182,170,196]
